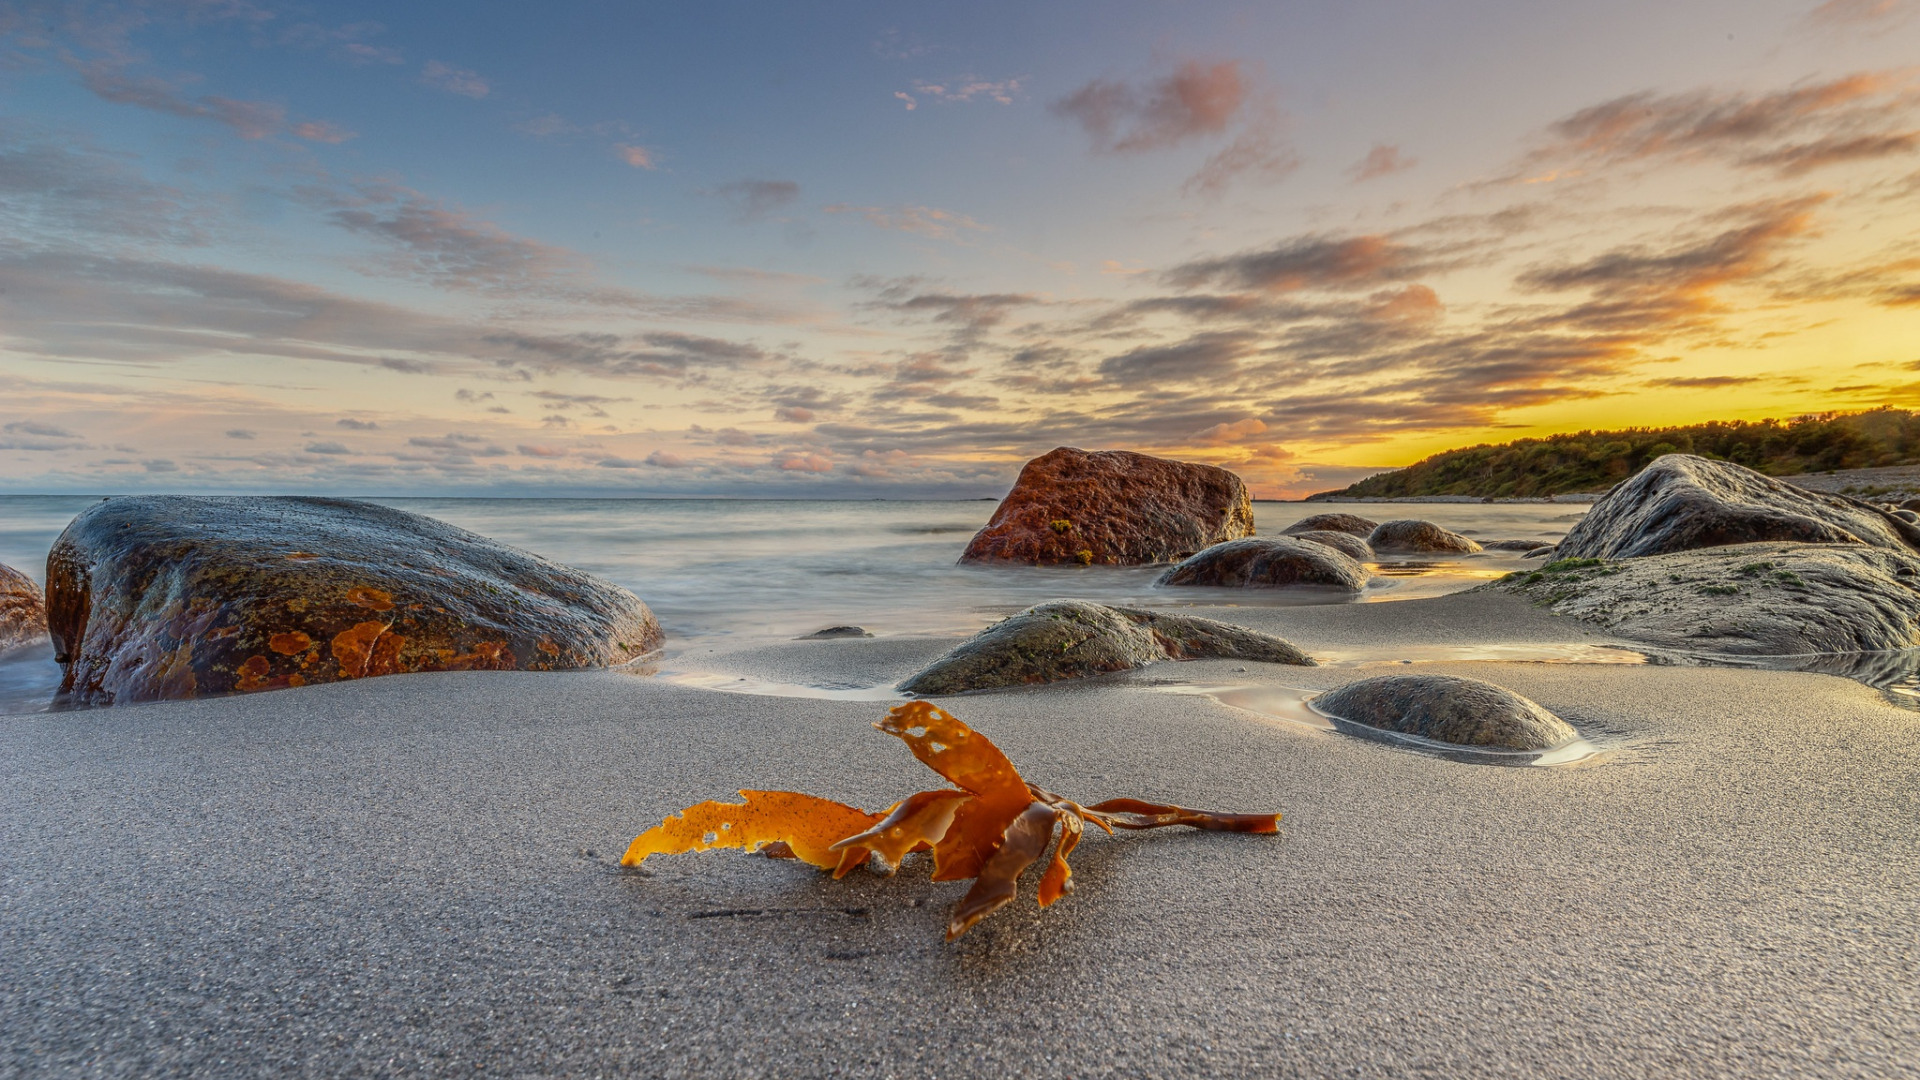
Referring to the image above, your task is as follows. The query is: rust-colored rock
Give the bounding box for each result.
[46,495,663,706]
[0,561,47,652]
[1282,513,1378,538]
[960,447,1254,566]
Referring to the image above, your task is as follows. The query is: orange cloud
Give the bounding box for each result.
[1054,60,1247,152]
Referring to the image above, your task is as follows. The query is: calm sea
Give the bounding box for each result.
[0,496,1586,714]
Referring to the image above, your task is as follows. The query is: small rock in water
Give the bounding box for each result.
[1283,529,1375,562]
[1282,513,1378,538]
[959,447,1253,566]
[1523,546,1556,559]
[1368,519,1483,554]
[1313,674,1577,751]
[897,599,1311,695]
[1158,537,1369,591]
[0,561,47,653]
[1481,539,1550,551]
[801,625,873,639]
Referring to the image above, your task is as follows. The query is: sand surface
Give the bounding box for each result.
[3,591,1916,1078]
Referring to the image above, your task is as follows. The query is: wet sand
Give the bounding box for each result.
[3,590,1916,1077]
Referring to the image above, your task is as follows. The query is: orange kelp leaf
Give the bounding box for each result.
[621,790,882,871]
[1085,797,1280,833]
[829,789,970,872]
[947,801,1058,941]
[1036,809,1083,908]
[877,701,1034,882]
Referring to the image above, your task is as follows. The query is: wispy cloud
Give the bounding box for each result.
[824,203,990,241]
[708,179,800,222]
[616,144,658,169]
[1349,143,1417,181]
[893,76,1024,110]
[1529,72,1920,176]
[1053,60,1247,152]
[421,60,489,99]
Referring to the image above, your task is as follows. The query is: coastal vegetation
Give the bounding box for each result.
[1317,408,1920,499]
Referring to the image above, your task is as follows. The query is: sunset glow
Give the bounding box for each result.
[4,1,1919,498]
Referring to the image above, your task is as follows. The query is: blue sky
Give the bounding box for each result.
[4,0,1919,496]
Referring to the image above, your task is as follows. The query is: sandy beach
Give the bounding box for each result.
[4,589,1915,1078]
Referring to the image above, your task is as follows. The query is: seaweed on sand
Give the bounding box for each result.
[622,700,1281,940]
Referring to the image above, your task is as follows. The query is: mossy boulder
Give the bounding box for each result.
[46,495,663,706]
[1368,519,1483,554]
[898,600,1312,695]
[1313,674,1577,750]
[1158,537,1369,591]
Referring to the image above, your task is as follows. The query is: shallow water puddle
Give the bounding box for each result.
[1153,682,1606,767]
[653,669,905,701]
[1314,642,1648,666]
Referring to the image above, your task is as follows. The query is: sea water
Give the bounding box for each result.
[0,495,1587,714]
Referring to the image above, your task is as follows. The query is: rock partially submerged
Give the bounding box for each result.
[1313,674,1577,751]
[1158,538,1369,591]
[47,495,663,706]
[0,562,46,653]
[1558,454,1920,560]
[897,600,1312,695]
[1494,543,1920,656]
[1481,539,1551,551]
[1282,513,1377,538]
[960,448,1254,566]
[801,625,873,639]
[1283,530,1375,562]
[1368,519,1483,554]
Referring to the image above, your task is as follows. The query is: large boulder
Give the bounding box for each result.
[0,562,46,653]
[1557,454,1920,560]
[1282,513,1377,538]
[46,496,663,706]
[1158,537,1369,591]
[1368,519,1482,554]
[898,600,1312,695]
[1313,674,1578,751]
[960,448,1254,566]
[1494,543,1920,656]
[1284,530,1375,562]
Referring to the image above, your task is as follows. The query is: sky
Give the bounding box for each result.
[2,0,1919,498]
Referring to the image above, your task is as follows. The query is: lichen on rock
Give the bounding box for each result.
[960,448,1254,566]
[1492,543,1920,656]
[0,561,47,653]
[46,495,663,706]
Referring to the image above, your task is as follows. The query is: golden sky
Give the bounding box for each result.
[2,1,1918,497]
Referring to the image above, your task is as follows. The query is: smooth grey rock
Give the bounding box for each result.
[1282,513,1378,538]
[1314,674,1577,750]
[1558,454,1920,560]
[897,599,1312,695]
[1494,542,1920,655]
[1158,537,1370,591]
[1482,539,1550,551]
[1283,529,1375,562]
[1523,546,1556,559]
[1368,519,1483,554]
[800,626,873,639]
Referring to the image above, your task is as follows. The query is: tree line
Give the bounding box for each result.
[1317,409,1920,500]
